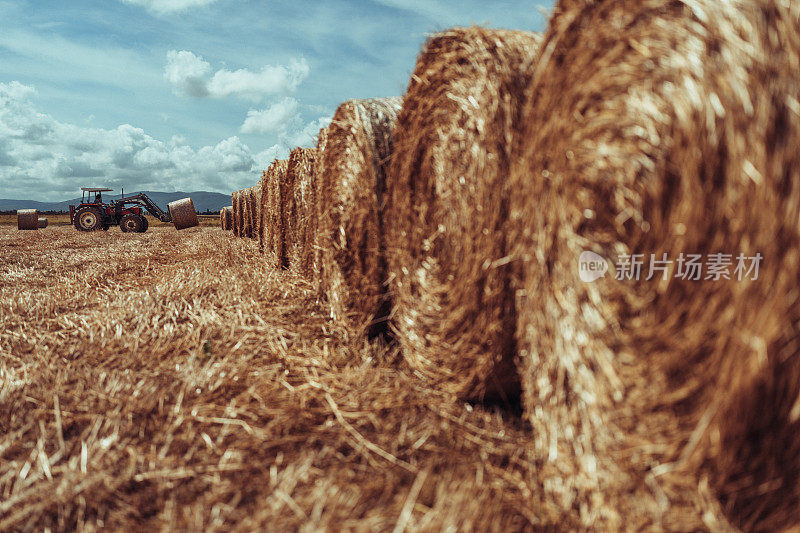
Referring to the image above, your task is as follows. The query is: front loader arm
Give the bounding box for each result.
[117,193,172,223]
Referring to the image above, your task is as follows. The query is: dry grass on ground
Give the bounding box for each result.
[0,227,559,531]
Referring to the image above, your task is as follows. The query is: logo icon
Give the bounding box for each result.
[578,251,609,282]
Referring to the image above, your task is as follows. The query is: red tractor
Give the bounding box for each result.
[69,188,197,232]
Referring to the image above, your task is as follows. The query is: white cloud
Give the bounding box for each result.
[253,144,287,170]
[0,81,265,199]
[120,0,221,15]
[240,98,300,135]
[165,51,309,102]
[284,115,332,148]
[164,50,212,98]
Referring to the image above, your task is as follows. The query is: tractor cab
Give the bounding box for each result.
[80,187,113,206]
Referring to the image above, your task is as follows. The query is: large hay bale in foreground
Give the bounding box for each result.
[316,97,402,335]
[509,0,800,529]
[17,209,38,230]
[385,28,542,401]
[260,160,289,262]
[287,147,318,276]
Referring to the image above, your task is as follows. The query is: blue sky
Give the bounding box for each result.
[0,0,552,200]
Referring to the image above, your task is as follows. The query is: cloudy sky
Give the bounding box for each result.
[0,0,551,201]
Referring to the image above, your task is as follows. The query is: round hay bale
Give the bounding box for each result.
[168,198,199,230]
[316,97,402,335]
[224,206,233,231]
[231,193,239,236]
[287,147,317,274]
[509,0,800,529]
[37,217,48,229]
[310,127,329,288]
[250,186,260,240]
[220,206,233,231]
[385,28,543,401]
[17,209,38,230]
[241,187,253,238]
[258,171,269,249]
[260,160,289,263]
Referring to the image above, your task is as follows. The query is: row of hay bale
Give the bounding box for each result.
[227,2,800,529]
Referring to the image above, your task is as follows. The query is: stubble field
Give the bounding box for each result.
[0,226,552,531]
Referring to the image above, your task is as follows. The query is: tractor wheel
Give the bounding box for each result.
[74,207,103,231]
[138,216,149,233]
[120,214,145,233]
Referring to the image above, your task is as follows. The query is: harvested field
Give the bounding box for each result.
[509,0,800,530]
[0,226,561,531]
[386,28,542,401]
[316,97,402,336]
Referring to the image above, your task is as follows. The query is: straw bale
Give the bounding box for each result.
[316,97,402,335]
[260,160,289,262]
[37,217,48,229]
[221,206,233,231]
[233,191,244,237]
[385,28,542,400]
[310,128,329,288]
[252,186,261,240]
[509,0,800,529]
[168,198,199,230]
[17,209,38,230]
[287,147,318,276]
[241,187,253,238]
[258,171,268,248]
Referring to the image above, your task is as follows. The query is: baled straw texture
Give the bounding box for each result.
[310,128,329,287]
[287,147,318,276]
[37,217,48,229]
[168,198,198,231]
[232,191,243,237]
[509,0,800,529]
[241,187,253,238]
[252,186,261,241]
[246,186,260,240]
[259,160,289,263]
[278,155,298,268]
[316,97,402,335]
[17,209,38,230]
[221,206,233,231]
[386,28,542,401]
[258,171,268,248]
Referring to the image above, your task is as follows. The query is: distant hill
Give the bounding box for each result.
[0,191,232,213]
